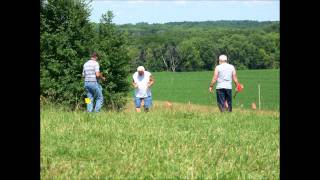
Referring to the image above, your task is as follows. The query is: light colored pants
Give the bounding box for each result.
[84,81,103,112]
[134,96,152,109]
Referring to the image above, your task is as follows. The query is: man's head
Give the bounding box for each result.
[137,66,145,76]
[218,54,228,64]
[91,52,99,61]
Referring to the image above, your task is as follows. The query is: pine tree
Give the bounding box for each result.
[41,0,95,109]
[94,11,131,110]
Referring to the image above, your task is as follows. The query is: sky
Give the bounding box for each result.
[88,0,279,24]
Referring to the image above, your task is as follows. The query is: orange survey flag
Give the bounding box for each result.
[234,83,244,99]
[236,83,244,92]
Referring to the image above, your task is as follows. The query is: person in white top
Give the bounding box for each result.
[132,66,155,112]
[209,55,240,112]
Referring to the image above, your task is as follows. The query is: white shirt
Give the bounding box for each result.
[133,71,152,98]
[82,60,99,82]
[216,63,235,89]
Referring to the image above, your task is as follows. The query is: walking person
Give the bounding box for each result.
[132,66,154,112]
[209,55,240,112]
[82,52,106,112]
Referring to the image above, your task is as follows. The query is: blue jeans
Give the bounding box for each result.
[84,81,103,112]
[134,96,152,109]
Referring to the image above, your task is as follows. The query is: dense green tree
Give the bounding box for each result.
[178,39,203,71]
[117,20,280,71]
[40,0,94,109]
[94,11,131,110]
[41,1,131,110]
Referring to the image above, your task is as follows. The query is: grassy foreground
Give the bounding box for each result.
[41,102,279,179]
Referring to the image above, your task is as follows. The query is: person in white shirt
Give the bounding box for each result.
[132,66,154,112]
[209,55,240,112]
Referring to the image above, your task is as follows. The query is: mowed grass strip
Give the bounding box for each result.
[41,103,279,179]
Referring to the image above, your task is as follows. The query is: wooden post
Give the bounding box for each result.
[258,84,261,110]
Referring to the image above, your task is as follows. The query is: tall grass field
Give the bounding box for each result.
[41,69,279,179]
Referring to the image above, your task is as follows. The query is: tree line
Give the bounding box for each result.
[113,21,279,72]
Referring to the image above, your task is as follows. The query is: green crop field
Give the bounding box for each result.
[41,102,279,179]
[147,69,279,110]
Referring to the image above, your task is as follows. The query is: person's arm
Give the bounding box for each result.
[132,79,138,88]
[99,72,106,80]
[232,68,239,86]
[94,63,106,81]
[147,75,154,87]
[209,66,218,92]
[95,71,106,81]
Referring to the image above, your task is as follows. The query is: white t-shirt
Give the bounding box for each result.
[216,63,235,89]
[82,60,100,82]
[133,71,152,98]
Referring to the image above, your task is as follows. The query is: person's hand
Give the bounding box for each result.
[209,86,213,93]
[102,77,106,81]
[133,84,138,88]
[235,83,243,92]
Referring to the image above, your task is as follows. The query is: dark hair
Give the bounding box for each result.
[91,52,98,58]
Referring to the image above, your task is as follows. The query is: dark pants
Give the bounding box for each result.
[216,89,232,112]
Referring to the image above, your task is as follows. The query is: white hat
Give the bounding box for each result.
[137,66,145,71]
[219,55,228,61]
